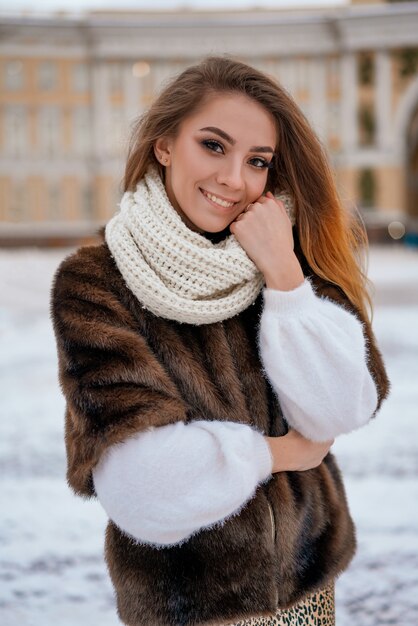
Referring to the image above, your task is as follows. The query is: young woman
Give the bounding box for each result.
[51,56,390,626]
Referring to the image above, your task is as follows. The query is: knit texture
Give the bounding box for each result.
[105,163,265,325]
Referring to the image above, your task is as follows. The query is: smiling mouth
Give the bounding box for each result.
[200,188,238,209]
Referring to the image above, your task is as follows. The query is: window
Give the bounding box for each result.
[12,181,28,221]
[295,58,309,92]
[328,101,340,138]
[49,182,63,221]
[109,106,126,156]
[358,169,376,209]
[396,48,418,79]
[108,63,123,93]
[73,107,91,156]
[4,105,28,157]
[81,184,94,220]
[358,104,376,146]
[72,62,89,92]
[327,57,340,93]
[38,107,61,156]
[299,101,311,122]
[38,61,58,91]
[4,60,24,91]
[358,52,374,86]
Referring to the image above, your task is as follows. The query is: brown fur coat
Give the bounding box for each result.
[50,231,390,626]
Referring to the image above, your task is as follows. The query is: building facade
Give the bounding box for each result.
[0,1,417,242]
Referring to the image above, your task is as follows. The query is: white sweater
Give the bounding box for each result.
[93,278,378,548]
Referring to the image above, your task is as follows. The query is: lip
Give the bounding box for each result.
[199,188,240,209]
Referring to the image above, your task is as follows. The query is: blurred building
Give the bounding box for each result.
[0,1,417,245]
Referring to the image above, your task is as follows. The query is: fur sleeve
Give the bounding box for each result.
[50,244,188,498]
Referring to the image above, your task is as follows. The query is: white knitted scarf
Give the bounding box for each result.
[105,163,265,325]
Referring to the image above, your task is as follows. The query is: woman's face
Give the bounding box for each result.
[154,92,277,233]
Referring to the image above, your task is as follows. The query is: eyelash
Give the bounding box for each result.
[201,139,274,170]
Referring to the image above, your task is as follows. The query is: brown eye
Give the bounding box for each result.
[250,157,270,169]
[201,139,223,153]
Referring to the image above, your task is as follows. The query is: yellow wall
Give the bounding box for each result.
[94,176,116,221]
[0,43,416,228]
[335,167,358,209]
[0,178,12,220]
[375,166,406,214]
[62,176,79,221]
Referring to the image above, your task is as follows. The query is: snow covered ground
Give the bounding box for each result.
[0,244,417,626]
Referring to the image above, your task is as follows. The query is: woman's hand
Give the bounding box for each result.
[229,191,304,291]
[264,429,334,473]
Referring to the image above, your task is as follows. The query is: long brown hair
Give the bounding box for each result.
[124,55,373,323]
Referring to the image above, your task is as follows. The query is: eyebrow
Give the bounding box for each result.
[198,126,275,154]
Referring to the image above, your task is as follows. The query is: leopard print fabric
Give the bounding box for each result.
[221,581,335,626]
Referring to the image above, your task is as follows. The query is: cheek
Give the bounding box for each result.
[188,142,221,180]
[182,150,206,186]
[250,176,268,199]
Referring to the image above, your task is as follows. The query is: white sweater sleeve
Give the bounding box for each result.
[92,420,273,549]
[258,277,378,442]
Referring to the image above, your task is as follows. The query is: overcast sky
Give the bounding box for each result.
[0,0,349,14]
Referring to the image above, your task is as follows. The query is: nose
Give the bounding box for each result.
[215,159,245,192]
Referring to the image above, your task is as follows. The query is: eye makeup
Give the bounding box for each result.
[200,139,274,170]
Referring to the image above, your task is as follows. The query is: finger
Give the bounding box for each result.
[264,192,285,209]
[256,194,281,207]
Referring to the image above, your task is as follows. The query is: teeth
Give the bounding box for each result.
[203,190,235,208]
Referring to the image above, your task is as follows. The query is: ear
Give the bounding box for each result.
[154,137,172,164]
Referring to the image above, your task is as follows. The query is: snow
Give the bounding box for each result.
[0,243,417,626]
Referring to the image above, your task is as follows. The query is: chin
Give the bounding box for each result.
[202,224,231,242]
[202,224,228,233]
[201,219,232,233]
